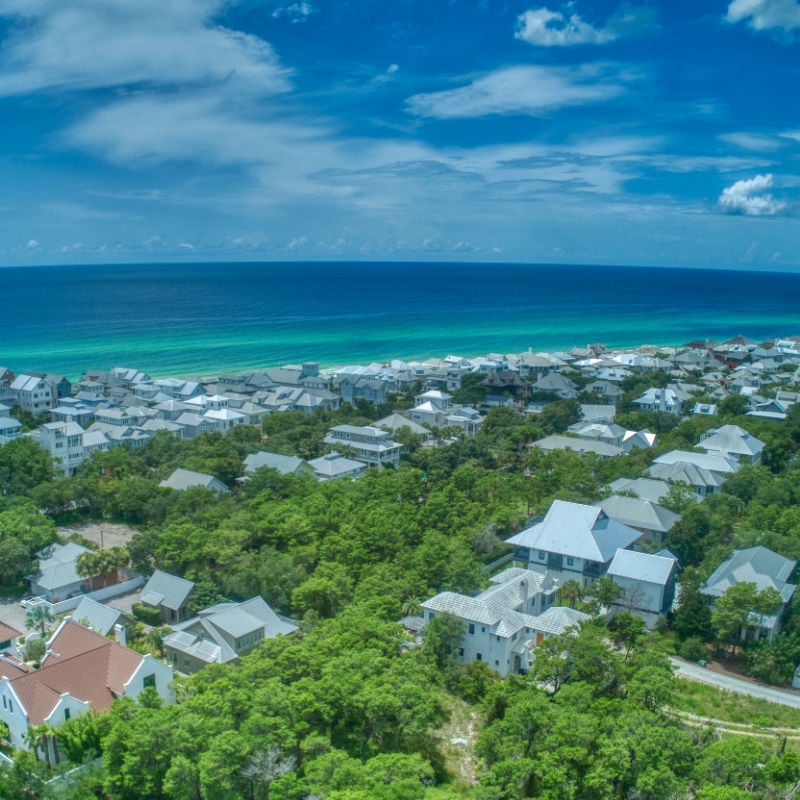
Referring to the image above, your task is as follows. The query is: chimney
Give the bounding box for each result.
[113,624,126,646]
[519,579,528,607]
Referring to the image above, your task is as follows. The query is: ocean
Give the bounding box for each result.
[2,262,800,379]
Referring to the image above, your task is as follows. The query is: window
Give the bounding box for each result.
[481,627,486,633]
[468,623,475,635]
[538,551,546,560]
[458,648,464,656]
[143,674,156,689]
[184,658,190,667]
[476,653,482,661]
[64,708,71,721]
[495,660,499,666]
[566,557,574,566]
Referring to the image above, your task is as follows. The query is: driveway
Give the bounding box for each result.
[0,598,33,635]
[671,656,800,709]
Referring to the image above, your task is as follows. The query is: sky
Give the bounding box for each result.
[0,0,798,269]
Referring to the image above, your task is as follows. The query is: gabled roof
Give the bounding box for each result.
[532,435,622,458]
[529,606,590,635]
[244,451,307,475]
[608,549,676,585]
[651,450,739,474]
[32,542,91,591]
[698,424,765,459]
[159,468,230,494]
[375,413,431,437]
[140,569,194,610]
[701,546,797,603]
[505,500,642,563]
[607,477,674,504]
[600,495,680,534]
[307,452,367,478]
[422,568,555,635]
[71,596,123,636]
[0,621,22,640]
[165,596,296,664]
[648,461,728,490]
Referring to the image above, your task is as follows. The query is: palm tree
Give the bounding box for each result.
[75,550,103,591]
[25,723,60,769]
[25,604,53,638]
[557,579,585,609]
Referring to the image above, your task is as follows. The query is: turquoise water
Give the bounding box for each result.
[2,262,799,379]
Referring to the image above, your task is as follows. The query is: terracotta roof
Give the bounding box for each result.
[0,653,31,680]
[0,621,22,641]
[6,621,143,724]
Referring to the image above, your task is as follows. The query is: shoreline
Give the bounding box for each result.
[4,334,799,386]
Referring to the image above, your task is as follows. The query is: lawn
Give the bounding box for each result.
[673,678,800,730]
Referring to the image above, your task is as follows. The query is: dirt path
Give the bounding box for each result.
[669,708,800,740]
[437,699,482,786]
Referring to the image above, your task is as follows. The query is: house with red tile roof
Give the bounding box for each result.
[0,621,22,656]
[0,619,173,758]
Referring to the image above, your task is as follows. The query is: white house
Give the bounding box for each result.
[422,567,589,677]
[0,620,174,756]
[632,388,682,415]
[324,425,402,468]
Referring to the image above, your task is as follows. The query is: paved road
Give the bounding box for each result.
[671,656,800,709]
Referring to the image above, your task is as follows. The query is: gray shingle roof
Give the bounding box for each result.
[600,495,680,534]
[608,477,673,504]
[608,549,676,585]
[71,597,122,635]
[159,468,230,494]
[529,606,590,635]
[701,546,797,603]
[244,451,306,475]
[141,570,194,611]
[698,424,765,459]
[505,500,642,563]
[33,543,91,591]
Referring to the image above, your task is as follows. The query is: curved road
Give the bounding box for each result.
[671,657,800,709]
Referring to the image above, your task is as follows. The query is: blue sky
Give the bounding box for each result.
[0,0,798,269]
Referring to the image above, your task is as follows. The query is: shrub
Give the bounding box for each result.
[679,636,710,662]
[131,603,162,626]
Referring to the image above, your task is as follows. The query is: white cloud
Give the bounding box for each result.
[26,239,40,249]
[726,0,800,34]
[272,3,316,23]
[719,131,784,151]
[718,173,786,215]
[515,4,656,47]
[0,0,290,96]
[780,131,800,142]
[406,64,626,119]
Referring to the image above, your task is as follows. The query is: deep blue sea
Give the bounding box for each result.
[2,262,799,379]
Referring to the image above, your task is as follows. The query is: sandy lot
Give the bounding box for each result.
[58,522,141,549]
